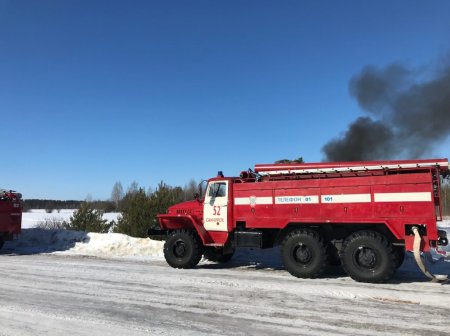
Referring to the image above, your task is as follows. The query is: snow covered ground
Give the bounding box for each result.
[0,215,449,335]
[1,241,450,335]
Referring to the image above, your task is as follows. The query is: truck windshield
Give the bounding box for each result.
[208,182,227,198]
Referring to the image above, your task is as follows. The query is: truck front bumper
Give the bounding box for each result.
[148,227,168,241]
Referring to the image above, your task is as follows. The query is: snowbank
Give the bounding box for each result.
[62,232,164,258]
[5,229,164,259]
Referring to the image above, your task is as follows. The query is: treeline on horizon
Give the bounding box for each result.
[22,199,114,212]
[23,179,199,213]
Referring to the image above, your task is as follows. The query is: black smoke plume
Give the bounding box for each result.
[322,60,450,161]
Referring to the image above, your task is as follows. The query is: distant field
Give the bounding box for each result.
[22,210,120,229]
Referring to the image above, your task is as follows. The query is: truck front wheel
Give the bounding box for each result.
[281,229,327,278]
[164,230,203,269]
[340,230,395,283]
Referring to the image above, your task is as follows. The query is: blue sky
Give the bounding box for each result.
[1,1,450,200]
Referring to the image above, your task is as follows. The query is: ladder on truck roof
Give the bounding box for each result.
[254,158,450,176]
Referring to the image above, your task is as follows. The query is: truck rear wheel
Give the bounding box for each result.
[340,230,395,283]
[164,230,203,269]
[281,229,327,278]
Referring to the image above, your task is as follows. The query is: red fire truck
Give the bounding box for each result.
[153,159,449,283]
[0,189,22,249]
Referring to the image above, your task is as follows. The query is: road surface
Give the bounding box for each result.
[0,251,449,336]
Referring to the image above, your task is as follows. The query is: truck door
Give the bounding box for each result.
[203,181,229,232]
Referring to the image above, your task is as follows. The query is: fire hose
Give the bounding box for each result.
[411,226,448,283]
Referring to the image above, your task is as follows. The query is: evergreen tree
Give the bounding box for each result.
[114,181,189,237]
[114,188,152,237]
[67,202,112,233]
[150,181,184,217]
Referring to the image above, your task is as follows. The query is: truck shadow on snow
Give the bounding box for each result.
[0,228,90,255]
[199,247,354,280]
[197,248,450,284]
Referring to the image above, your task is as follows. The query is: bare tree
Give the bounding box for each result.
[111,181,124,209]
[183,179,198,201]
[127,181,139,195]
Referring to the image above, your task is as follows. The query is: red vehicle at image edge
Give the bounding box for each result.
[150,159,450,283]
[0,189,22,249]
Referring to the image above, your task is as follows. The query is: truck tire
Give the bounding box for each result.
[0,238,4,250]
[340,230,395,283]
[204,248,235,263]
[281,229,327,278]
[164,229,203,269]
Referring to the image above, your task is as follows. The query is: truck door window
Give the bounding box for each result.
[209,182,227,198]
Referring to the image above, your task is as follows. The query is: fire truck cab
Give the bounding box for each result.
[154,159,449,283]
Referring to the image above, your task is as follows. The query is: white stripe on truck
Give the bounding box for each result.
[234,192,432,205]
[374,192,431,202]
